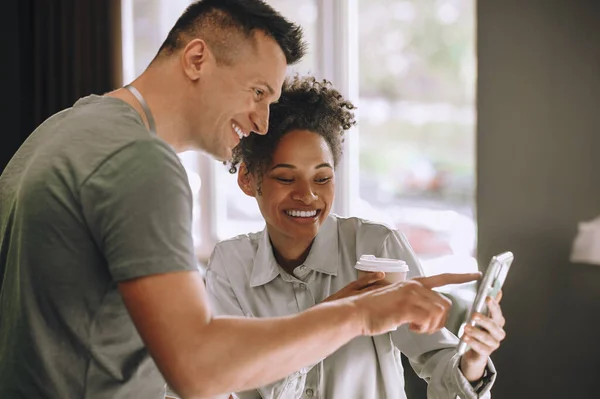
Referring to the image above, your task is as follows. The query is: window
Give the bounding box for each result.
[124,0,477,271]
[356,0,477,274]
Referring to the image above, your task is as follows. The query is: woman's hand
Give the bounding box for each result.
[460,291,506,382]
[323,272,389,303]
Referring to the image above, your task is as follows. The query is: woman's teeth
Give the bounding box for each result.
[286,210,318,218]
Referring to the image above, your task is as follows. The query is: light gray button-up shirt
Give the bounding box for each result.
[206,215,495,399]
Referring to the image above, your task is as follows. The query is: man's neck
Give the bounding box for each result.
[107,63,191,152]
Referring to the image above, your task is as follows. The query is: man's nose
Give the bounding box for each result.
[250,104,269,135]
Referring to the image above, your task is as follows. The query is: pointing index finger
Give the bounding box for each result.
[415,272,482,289]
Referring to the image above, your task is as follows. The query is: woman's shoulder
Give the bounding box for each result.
[330,213,398,239]
[209,230,264,269]
[214,230,262,249]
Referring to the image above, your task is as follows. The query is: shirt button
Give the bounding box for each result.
[299,265,307,272]
[300,284,307,290]
[305,388,314,397]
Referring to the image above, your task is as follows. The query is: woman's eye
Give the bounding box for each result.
[315,177,332,184]
[275,177,293,183]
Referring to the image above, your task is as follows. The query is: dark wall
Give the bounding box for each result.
[477,0,600,397]
[0,0,120,174]
[0,1,33,173]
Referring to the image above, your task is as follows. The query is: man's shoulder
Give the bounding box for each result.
[65,97,184,190]
[6,95,175,189]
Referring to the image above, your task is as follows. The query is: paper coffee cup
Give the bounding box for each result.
[355,254,409,283]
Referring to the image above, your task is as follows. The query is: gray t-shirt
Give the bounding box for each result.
[0,95,197,398]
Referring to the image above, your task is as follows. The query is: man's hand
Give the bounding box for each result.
[323,272,389,303]
[460,290,506,381]
[413,272,482,290]
[352,272,482,336]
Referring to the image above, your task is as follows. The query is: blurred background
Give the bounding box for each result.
[1,0,599,398]
[125,0,479,276]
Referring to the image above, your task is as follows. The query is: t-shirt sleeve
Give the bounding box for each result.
[80,139,197,281]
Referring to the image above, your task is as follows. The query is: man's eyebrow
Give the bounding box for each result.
[258,80,275,95]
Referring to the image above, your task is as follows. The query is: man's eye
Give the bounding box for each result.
[255,89,264,97]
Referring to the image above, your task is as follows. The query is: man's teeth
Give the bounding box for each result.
[286,210,318,218]
[232,123,245,140]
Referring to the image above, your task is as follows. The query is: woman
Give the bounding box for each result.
[205,76,505,399]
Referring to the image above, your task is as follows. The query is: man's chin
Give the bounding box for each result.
[213,153,231,163]
[204,146,233,163]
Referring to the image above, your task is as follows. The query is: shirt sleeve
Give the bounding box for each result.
[205,245,247,318]
[205,245,311,399]
[205,246,262,399]
[380,230,496,398]
[80,139,197,281]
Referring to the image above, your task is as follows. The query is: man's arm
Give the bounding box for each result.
[120,270,361,399]
[120,269,480,399]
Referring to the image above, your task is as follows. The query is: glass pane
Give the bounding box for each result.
[131,0,191,76]
[357,0,477,274]
[214,0,319,240]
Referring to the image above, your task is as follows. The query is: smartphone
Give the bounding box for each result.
[457,251,514,356]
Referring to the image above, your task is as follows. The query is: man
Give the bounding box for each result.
[0,1,479,398]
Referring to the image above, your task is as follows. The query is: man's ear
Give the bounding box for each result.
[181,38,212,81]
[237,163,257,197]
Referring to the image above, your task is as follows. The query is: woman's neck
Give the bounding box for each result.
[269,235,314,275]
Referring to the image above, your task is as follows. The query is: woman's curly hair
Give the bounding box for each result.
[227,75,356,178]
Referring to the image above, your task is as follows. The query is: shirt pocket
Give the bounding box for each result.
[256,369,308,399]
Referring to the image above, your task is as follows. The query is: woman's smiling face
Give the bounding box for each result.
[240,129,335,245]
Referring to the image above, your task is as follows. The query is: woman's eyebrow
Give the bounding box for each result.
[271,163,296,170]
[315,163,333,169]
[271,163,333,170]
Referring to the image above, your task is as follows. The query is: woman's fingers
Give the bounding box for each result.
[485,296,506,328]
[464,324,500,351]
[355,272,386,288]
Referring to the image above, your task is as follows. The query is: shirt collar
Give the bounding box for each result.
[249,229,281,287]
[249,215,340,287]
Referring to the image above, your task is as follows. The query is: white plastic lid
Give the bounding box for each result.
[355,254,409,273]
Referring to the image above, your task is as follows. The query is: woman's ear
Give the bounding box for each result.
[237,163,257,197]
